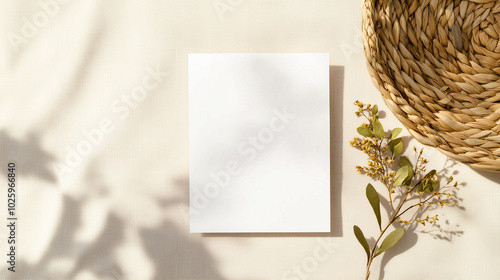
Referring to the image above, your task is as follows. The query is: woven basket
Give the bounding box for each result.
[362,0,500,172]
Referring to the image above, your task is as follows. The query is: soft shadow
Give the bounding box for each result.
[201,66,345,238]
[377,157,466,279]
[416,219,464,242]
[399,135,413,155]
[9,196,87,279]
[137,175,225,280]
[11,196,129,280]
[70,214,126,279]
[377,223,419,280]
[474,169,500,184]
[141,223,225,280]
[329,65,344,237]
[0,131,56,182]
[9,177,226,280]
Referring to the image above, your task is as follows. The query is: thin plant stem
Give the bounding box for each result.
[364,184,418,279]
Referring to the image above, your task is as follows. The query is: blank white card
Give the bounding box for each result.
[189,53,330,233]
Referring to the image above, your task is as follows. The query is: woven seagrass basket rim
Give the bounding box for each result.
[362,0,500,172]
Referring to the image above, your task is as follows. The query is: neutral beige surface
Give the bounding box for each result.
[1,1,500,279]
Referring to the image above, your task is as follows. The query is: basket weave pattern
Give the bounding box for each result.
[362,0,500,172]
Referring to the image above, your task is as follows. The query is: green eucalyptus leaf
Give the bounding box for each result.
[398,157,414,185]
[373,118,385,138]
[389,138,404,157]
[421,180,438,192]
[426,170,437,178]
[394,166,411,187]
[371,105,378,116]
[353,225,371,263]
[428,181,438,192]
[357,126,375,138]
[374,228,405,257]
[366,184,382,230]
[404,171,414,186]
[418,181,426,192]
[418,169,438,192]
[390,128,402,140]
[398,156,412,168]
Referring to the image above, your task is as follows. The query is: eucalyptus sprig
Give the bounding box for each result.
[350,101,459,280]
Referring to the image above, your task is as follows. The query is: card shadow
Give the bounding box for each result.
[202,65,344,238]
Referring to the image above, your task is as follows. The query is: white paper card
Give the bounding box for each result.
[189,53,330,233]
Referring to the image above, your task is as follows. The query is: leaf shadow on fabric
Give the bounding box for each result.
[0,131,56,182]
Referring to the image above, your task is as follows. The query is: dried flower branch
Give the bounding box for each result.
[350,101,460,280]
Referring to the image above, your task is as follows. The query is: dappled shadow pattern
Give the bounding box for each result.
[416,220,464,242]
[376,158,466,280]
[7,189,225,280]
[0,131,56,182]
[141,223,225,280]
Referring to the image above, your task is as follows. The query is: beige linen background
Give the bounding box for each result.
[1,0,500,279]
